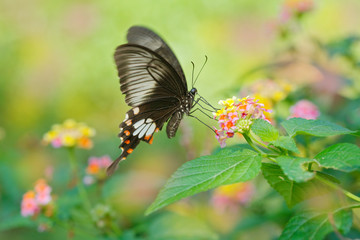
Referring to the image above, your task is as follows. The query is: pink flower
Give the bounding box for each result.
[51,138,62,148]
[36,192,52,206]
[21,179,54,218]
[21,191,39,217]
[215,129,227,148]
[289,100,320,120]
[84,155,113,183]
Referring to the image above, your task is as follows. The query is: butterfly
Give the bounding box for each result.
[107,26,213,175]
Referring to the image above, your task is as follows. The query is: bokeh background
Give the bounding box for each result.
[1,0,360,239]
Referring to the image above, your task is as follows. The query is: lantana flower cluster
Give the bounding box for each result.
[21,179,54,218]
[213,96,271,147]
[212,182,255,213]
[43,119,95,149]
[83,155,113,185]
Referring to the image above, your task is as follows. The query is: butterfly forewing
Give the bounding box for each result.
[114,44,187,106]
[126,26,187,89]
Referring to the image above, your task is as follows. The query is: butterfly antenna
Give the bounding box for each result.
[193,55,208,86]
[191,61,195,88]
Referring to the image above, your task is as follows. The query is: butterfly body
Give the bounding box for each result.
[107,26,197,175]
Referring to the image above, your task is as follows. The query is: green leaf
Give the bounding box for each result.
[270,136,299,153]
[277,156,315,182]
[279,209,352,240]
[0,215,35,231]
[148,213,218,240]
[324,35,360,57]
[281,118,355,137]
[146,149,262,215]
[351,130,360,137]
[212,144,253,155]
[262,163,329,208]
[315,143,360,172]
[251,119,279,142]
[315,171,340,185]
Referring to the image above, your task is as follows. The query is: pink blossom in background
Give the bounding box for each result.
[84,155,113,183]
[51,137,62,148]
[289,100,320,120]
[36,192,52,205]
[21,179,53,218]
[21,191,39,217]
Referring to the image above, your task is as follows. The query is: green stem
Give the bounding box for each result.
[248,132,270,150]
[316,174,360,203]
[304,135,311,158]
[68,148,92,211]
[243,133,264,154]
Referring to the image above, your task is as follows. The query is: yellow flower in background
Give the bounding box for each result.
[43,119,95,149]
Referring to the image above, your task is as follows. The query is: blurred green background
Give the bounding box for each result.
[1,0,360,239]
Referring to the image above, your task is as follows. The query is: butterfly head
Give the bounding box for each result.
[189,88,197,97]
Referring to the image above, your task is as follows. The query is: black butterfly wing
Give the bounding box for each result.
[107,99,179,175]
[115,44,187,106]
[108,28,189,175]
[126,26,187,90]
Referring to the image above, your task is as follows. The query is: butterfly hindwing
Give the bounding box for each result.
[107,99,179,175]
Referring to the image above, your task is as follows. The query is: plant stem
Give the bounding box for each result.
[316,174,360,203]
[68,147,92,211]
[243,133,264,154]
[248,132,270,150]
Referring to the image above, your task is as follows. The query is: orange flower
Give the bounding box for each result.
[78,137,93,149]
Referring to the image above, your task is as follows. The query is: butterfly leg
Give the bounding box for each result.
[197,95,218,111]
[190,108,214,119]
[188,114,216,133]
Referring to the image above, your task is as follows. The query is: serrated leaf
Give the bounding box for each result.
[281,118,355,137]
[146,149,262,215]
[148,213,218,240]
[262,163,329,208]
[252,119,279,142]
[270,136,299,153]
[315,143,360,172]
[277,156,315,182]
[279,209,352,240]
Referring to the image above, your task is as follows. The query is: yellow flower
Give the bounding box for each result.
[43,119,96,149]
[62,134,76,147]
[63,119,77,129]
[79,125,96,137]
[43,130,58,142]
